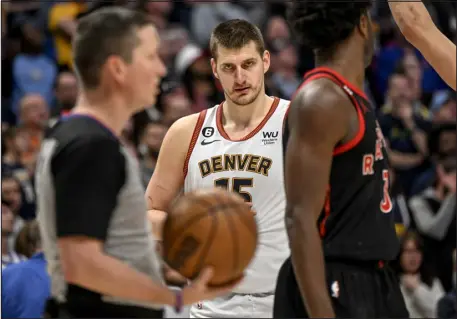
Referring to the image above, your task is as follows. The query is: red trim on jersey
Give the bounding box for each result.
[304,67,369,101]
[319,186,331,237]
[293,69,366,156]
[282,104,290,132]
[183,110,207,178]
[332,95,365,156]
[216,97,280,142]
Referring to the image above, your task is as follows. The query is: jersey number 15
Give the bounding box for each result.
[214,177,253,203]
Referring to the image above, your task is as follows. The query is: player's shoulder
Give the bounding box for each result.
[295,78,349,109]
[166,112,202,139]
[288,79,355,139]
[276,97,290,110]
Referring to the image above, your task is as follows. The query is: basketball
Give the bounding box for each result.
[162,187,258,286]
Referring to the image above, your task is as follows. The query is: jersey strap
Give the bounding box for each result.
[296,67,367,156]
[183,110,207,178]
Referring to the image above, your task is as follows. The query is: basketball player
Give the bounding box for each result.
[388,1,456,90]
[273,1,409,318]
[146,19,290,318]
[35,7,240,318]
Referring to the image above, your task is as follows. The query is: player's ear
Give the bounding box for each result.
[262,50,270,74]
[105,55,128,85]
[210,58,219,79]
[357,13,369,40]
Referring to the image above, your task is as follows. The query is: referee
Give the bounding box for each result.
[35,7,238,318]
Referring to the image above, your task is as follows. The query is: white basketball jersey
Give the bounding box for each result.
[184,97,290,294]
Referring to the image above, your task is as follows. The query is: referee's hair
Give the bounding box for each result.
[73,6,154,90]
[287,0,372,50]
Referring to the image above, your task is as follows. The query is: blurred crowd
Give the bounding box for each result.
[1,1,456,318]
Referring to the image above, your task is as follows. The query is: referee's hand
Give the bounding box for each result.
[182,267,243,305]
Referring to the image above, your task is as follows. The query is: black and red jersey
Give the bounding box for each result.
[291,67,400,261]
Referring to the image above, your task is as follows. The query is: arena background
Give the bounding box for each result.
[1,1,456,318]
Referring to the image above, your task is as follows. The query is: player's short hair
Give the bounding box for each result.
[73,7,154,89]
[210,19,265,60]
[287,0,372,50]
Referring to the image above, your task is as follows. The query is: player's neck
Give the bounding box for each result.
[73,92,132,137]
[315,41,365,91]
[222,93,273,129]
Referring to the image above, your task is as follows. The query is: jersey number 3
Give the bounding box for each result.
[214,178,253,203]
[381,169,393,213]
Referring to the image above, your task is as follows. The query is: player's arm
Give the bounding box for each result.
[145,114,200,241]
[388,0,456,90]
[52,137,177,305]
[285,80,356,318]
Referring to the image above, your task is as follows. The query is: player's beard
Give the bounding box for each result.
[226,83,262,106]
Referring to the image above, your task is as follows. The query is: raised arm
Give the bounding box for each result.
[285,79,356,318]
[388,1,456,90]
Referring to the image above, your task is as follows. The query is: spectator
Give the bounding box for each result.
[264,16,300,99]
[398,50,425,105]
[16,94,49,171]
[11,20,57,116]
[437,250,456,319]
[1,174,25,231]
[48,1,87,71]
[396,231,445,318]
[190,2,251,48]
[409,155,456,292]
[2,127,36,220]
[53,71,78,116]
[139,121,168,187]
[430,91,457,124]
[379,71,430,195]
[1,200,26,269]
[2,221,51,318]
[2,127,24,173]
[161,89,193,127]
[389,168,411,237]
[411,122,457,196]
[176,43,218,113]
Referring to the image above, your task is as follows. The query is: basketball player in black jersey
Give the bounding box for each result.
[274,1,409,318]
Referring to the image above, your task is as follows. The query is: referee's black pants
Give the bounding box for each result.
[273,257,410,318]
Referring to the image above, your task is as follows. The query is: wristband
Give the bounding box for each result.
[174,290,183,313]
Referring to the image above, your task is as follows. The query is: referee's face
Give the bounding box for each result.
[126,25,167,111]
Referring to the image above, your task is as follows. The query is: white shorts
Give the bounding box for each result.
[189,292,274,318]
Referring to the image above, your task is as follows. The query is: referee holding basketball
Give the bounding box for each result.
[35,7,239,318]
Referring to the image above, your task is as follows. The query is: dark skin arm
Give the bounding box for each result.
[285,79,357,318]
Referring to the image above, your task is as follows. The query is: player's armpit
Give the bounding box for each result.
[145,113,200,239]
[285,80,355,318]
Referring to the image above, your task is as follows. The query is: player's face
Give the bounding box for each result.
[125,26,167,111]
[400,239,422,274]
[211,41,270,106]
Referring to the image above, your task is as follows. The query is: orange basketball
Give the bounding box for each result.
[162,187,258,286]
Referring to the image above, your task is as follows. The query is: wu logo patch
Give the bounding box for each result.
[261,131,278,145]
